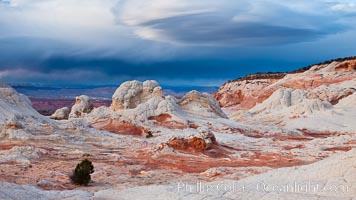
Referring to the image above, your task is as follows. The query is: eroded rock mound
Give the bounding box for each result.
[249,88,332,115]
[159,127,217,154]
[0,83,45,130]
[111,80,163,110]
[178,90,227,118]
[89,96,188,132]
[50,107,70,120]
[167,137,207,152]
[69,95,93,118]
[86,81,228,133]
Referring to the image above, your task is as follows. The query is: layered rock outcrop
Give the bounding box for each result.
[214,78,280,108]
[215,58,356,110]
[220,58,356,134]
[231,85,356,133]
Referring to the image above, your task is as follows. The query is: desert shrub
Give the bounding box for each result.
[146,131,153,138]
[70,159,94,186]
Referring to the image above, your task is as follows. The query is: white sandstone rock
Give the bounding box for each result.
[86,81,227,130]
[178,90,228,118]
[115,96,186,123]
[0,83,48,129]
[69,95,93,118]
[50,107,70,120]
[111,80,163,110]
[249,88,332,115]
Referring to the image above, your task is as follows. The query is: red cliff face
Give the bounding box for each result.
[214,58,356,110]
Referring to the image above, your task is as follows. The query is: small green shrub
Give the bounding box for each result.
[70,159,94,186]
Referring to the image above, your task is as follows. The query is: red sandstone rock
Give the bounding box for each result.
[92,119,146,136]
[167,137,207,153]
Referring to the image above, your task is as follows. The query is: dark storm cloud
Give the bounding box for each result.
[139,13,330,45]
[1,50,304,86]
[0,36,75,67]
[115,0,350,46]
[31,57,246,80]
[1,0,356,86]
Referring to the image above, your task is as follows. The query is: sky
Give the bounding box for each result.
[0,0,356,86]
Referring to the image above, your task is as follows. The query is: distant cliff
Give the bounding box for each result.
[214,57,356,109]
[230,72,287,82]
